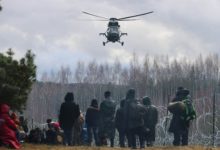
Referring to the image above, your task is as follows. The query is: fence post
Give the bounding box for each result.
[163,94,170,146]
[212,89,216,147]
[32,118,34,130]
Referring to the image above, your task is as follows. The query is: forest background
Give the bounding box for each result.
[24,53,220,146]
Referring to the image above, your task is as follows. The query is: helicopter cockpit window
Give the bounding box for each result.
[108,22,119,27]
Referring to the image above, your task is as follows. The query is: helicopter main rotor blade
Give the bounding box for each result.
[117,19,140,21]
[82,11,108,19]
[118,11,153,20]
[77,18,109,21]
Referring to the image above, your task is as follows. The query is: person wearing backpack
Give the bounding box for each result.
[168,87,196,146]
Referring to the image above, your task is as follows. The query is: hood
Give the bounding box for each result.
[176,89,190,100]
[91,99,98,108]
[126,89,135,99]
[143,96,151,106]
[64,92,74,102]
[0,104,10,114]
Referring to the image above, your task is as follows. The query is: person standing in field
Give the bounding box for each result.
[123,89,146,149]
[99,91,116,147]
[168,87,196,146]
[85,99,100,146]
[142,96,158,146]
[59,92,80,146]
[115,99,128,147]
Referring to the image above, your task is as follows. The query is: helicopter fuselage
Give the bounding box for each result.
[99,18,126,45]
[99,18,127,45]
[107,26,120,42]
[107,19,120,42]
[82,11,153,46]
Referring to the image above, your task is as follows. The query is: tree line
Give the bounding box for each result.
[25,53,220,123]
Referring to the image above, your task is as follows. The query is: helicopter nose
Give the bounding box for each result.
[109,33,119,42]
[112,33,118,37]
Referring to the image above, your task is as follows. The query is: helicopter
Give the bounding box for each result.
[82,11,153,46]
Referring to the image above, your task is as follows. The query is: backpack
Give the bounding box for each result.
[100,100,116,117]
[180,99,196,122]
[129,101,145,124]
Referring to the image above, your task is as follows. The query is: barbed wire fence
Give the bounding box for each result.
[25,91,220,147]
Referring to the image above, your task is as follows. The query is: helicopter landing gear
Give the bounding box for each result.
[117,41,124,46]
[103,41,109,46]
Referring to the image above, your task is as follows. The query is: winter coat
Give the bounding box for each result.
[86,106,100,127]
[100,99,116,123]
[115,107,125,132]
[124,99,146,130]
[99,99,116,138]
[143,105,158,141]
[144,105,158,130]
[168,94,190,133]
[59,101,80,129]
[0,104,21,149]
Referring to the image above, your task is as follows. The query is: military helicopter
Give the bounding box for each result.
[82,11,153,46]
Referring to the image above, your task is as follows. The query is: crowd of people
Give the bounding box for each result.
[58,87,195,148]
[0,86,196,149]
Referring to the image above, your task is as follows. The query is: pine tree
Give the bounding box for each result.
[0,0,2,11]
[0,49,36,111]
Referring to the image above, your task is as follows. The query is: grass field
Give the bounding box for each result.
[0,144,219,150]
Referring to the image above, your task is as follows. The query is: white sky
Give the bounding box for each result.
[0,0,220,79]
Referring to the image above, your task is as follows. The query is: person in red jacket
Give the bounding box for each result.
[0,104,21,149]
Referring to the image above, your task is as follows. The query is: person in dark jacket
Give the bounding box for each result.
[168,87,191,146]
[115,99,127,147]
[123,89,146,149]
[142,96,158,146]
[59,92,80,146]
[19,116,28,134]
[85,99,100,146]
[45,119,57,144]
[99,91,116,147]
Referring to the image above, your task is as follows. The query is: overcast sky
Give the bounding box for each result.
[0,0,220,79]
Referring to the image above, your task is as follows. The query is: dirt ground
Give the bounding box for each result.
[0,144,219,150]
